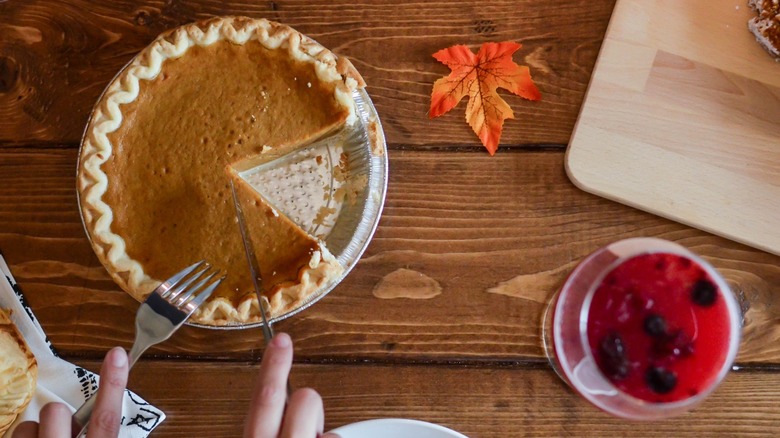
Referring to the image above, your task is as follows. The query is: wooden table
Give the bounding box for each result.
[2,1,780,436]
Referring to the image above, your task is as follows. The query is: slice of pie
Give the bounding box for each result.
[228,169,340,317]
[78,17,365,326]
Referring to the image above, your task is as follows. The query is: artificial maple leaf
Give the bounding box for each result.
[429,41,541,155]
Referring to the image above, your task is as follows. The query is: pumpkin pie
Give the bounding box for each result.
[78,17,364,326]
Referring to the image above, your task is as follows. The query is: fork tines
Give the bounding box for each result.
[159,260,224,309]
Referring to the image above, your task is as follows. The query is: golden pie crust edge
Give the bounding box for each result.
[78,16,362,325]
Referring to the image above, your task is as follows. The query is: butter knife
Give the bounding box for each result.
[230,179,293,399]
[229,179,274,343]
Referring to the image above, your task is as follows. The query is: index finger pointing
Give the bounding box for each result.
[86,347,128,438]
[243,332,293,438]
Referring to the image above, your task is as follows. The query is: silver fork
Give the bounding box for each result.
[71,260,224,437]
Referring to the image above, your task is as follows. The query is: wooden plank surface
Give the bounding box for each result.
[3,148,780,365]
[70,359,780,437]
[3,1,780,435]
[0,0,615,148]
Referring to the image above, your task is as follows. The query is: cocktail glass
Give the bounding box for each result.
[542,238,742,420]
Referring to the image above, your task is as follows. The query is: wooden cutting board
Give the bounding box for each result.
[567,0,780,255]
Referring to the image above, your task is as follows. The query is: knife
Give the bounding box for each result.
[229,178,275,343]
[230,179,293,399]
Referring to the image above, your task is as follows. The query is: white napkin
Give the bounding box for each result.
[0,253,165,437]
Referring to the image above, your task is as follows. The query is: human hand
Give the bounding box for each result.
[12,347,129,438]
[243,332,340,438]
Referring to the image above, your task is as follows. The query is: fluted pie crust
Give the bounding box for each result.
[78,17,363,326]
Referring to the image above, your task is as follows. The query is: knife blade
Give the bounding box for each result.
[230,178,293,399]
[229,178,274,343]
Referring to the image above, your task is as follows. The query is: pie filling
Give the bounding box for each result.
[79,17,361,325]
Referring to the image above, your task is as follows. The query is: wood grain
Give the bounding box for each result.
[0,0,615,148]
[3,148,780,365]
[72,359,780,437]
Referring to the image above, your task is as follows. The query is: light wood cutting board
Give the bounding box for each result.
[566,0,780,255]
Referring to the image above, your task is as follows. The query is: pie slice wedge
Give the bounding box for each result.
[222,169,342,319]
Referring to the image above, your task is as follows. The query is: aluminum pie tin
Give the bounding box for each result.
[78,77,388,329]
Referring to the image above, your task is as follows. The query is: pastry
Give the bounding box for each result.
[0,308,37,435]
[78,17,364,325]
[749,0,780,60]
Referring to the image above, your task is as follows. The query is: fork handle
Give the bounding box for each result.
[71,395,96,437]
[127,341,148,369]
[70,345,148,437]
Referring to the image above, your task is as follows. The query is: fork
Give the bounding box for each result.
[71,260,225,437]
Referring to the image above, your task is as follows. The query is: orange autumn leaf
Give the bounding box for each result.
[429,41,541,155]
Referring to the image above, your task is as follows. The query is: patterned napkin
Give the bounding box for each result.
[0,253,165,437]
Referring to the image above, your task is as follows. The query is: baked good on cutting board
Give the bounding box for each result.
[748,0,780,60]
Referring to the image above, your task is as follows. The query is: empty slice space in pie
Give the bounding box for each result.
[78,17,365,326]
[227,134,349,316]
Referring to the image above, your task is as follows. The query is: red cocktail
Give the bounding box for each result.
[543,238,741,419]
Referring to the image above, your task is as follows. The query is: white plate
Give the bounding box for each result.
[329,419,468,438]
